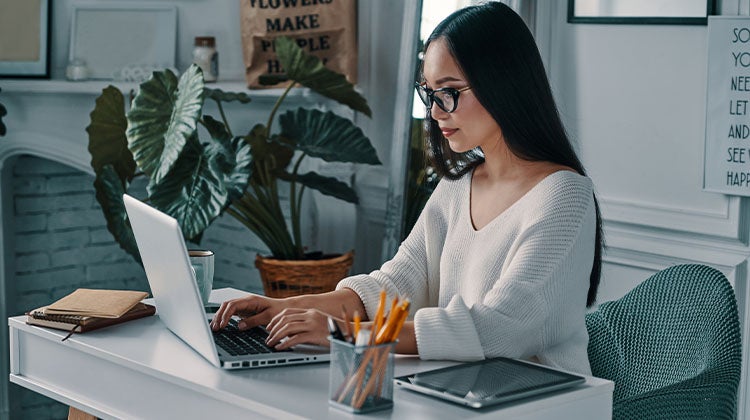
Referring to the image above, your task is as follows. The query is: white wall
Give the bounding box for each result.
[543,2,750,416]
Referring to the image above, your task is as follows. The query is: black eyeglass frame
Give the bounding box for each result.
[415,82,472,113]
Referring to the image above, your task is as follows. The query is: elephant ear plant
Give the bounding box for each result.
[86,36,380,264]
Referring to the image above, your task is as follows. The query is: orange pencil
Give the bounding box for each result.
[376,298,404,344]
[353,310,361,339]
[372,290,386,339]
[369,291,387,345]
[388,300,410,342]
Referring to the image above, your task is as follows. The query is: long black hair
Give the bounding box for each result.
[423,2,603,306]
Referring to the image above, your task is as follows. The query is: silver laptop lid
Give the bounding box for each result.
[123,194,221,367]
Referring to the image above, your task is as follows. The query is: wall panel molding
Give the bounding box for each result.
[600,194,747,243]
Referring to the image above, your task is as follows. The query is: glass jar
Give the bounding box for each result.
[193,36,218,82]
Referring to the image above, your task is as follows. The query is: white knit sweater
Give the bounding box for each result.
[337,170,595,375]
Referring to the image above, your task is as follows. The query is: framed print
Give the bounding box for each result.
[568,0,715,25]
[69,2,177,80]
[0,0,50,78]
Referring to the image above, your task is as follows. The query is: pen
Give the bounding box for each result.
[327,316,345,341]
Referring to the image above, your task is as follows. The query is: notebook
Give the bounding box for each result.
[27,302,156,341]
[394,357,586,408]
[123,194,330,369]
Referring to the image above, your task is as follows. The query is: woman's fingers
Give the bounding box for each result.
[265,309,329,348]
[274,332,330,350]
[211,299,242,330]
[211,295,271,330]
[266,307,306,331]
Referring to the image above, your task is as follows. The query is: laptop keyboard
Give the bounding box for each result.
[211,319,290,355]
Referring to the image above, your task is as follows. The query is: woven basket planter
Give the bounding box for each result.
[255,250,355,298]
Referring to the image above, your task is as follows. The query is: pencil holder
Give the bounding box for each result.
[328,338,396,413]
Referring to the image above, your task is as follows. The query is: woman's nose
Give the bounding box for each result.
[430,102,448,119]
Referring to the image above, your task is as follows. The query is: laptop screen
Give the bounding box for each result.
[123,194,222,367]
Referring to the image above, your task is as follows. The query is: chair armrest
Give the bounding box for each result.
[614,374,738,420]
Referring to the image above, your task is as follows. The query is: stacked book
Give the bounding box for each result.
[26,288,155,341]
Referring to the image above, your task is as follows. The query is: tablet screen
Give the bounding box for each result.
[395,357,585,408]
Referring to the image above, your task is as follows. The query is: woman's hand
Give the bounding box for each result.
[210,294,287,331]
[265,308,331,350]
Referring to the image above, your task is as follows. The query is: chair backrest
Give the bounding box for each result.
[586,264,742,418]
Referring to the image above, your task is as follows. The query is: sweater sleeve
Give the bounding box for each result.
[335,181,450,319]
[415,179,595,361]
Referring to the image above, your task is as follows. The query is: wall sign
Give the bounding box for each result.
[705,16,750,196]
[239,0,358,89]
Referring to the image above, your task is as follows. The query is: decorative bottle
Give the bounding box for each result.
[193,36,218,82]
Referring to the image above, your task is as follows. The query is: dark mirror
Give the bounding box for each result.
[568,0,715,25]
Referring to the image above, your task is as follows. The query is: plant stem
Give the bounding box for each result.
[294,185,306,255]
[229,192,296,258]
[266,81,296,137]
[214,100,234,137]
[240,191,295,256]
[289,153,306,256]
[227,205,282,255]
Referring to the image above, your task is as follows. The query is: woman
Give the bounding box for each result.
[212,2,603,375]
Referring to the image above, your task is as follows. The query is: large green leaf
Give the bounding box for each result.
[148,128,253,240]
[278,108,381,165]
[86,86,136,183]
[245,125,294,186]
[204,87,252,104]
[203,115,253,200]
[279,171,359,204]
[273,37,372,117]
[93,165,142,264]
[127,65,204,186]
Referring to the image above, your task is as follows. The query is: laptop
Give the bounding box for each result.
[123,194,330,369]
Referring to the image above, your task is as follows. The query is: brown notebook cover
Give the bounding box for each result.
[45,288,149,318]
[27,302,156,341]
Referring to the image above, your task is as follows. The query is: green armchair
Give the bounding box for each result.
[586,264,742,419]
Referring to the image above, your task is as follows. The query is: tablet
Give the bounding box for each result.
[394,357,586,409]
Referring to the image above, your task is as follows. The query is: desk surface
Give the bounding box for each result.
[9,288,613,419]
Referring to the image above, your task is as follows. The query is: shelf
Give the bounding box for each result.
[0,78,313,98]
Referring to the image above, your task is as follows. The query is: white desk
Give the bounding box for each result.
[9,288,613,419]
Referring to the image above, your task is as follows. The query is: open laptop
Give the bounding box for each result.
[123,194,330,369]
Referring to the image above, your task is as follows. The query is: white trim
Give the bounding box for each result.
[0,133,91,419]
[600,195,745,242]
[720,0,740,14]
[381,0,423,261]
[604,224,749,266]
[534,0,555,76]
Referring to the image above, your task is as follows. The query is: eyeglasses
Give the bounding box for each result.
[415,82,472,113]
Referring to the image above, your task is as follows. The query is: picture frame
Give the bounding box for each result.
[0,0,51,78]
[68,2,177,80]
[568,0,716,25]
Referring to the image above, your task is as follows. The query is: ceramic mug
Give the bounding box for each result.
[188,250,214,305]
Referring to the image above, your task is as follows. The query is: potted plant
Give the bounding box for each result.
[86,37,381,296]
